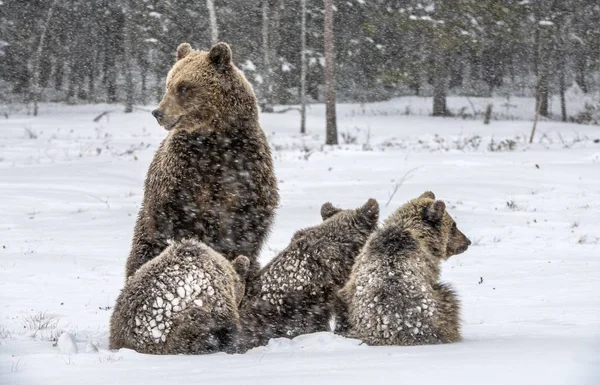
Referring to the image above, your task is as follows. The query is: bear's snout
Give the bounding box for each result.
[152,109,163,123]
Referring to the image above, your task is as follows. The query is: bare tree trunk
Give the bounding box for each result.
[484,104,493,125]
[107,61,118,103]
[559,36,567,122]
[299,0,307,134]
[534,5,552,118]
[269,0,284,103]
[123,3,134,113]
[537,74,549,118]
[559,71,566,122]
[433,80,447,116]
[206,0,219,45]
[55,60,65,90]
[66,60,76,102]
[30,0,58,116]
[558,16,569,122]
[88,72,95,102]
[530,91,542,144]
[88,49,96,103]
[535,46,549,118]
[537,35,550,119]
[261,0,273,109]
[154,46,163,103]
[432,53,448,116]
[324,0,338,145]
[140,55,147,105]
[575,56,587,93]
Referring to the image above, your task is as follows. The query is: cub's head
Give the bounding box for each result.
[152,42,258,132]
[291,199,379,245]
[319,198,379,237]
[292,199,379,253]
[389,191,471,259]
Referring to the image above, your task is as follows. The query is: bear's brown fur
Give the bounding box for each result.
[239,199,379,350]
[125,42,279,280]
[337,191,470,346]
[110,239,249,355]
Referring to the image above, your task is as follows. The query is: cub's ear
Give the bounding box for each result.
[419,191,436,200]
[321,202,342,220]
[424,200,446,223]
[358,198,379,225]
[176,42,193,62]
[232,255,250,279]
[209,42,232,73]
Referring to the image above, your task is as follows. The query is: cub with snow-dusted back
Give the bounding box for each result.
[110,239,249,354]
[125,41,279,280]
[239,199,379,350]
[337,191,471,346]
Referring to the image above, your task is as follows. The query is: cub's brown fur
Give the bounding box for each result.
[239,199,379,350]
[125,42,279,280]
[110,239,249,355]
[337,191,470,346]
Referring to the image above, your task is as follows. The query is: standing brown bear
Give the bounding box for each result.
[125,42,279,280]
[337,191,471,346]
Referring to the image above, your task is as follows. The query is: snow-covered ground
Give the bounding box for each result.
[1,100,599,385]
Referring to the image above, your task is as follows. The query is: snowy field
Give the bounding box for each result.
[1,99,599,385]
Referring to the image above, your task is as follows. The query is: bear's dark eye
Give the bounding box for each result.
[177,85,188,97]
[451,222,457,231]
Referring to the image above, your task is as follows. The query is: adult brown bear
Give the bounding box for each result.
[125,42,279,281]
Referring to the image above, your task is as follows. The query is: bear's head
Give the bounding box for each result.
[288,198,379,285]
[152,42,258,132]
[387,191,471,259]
[296,198,379,254]
[318,198,380,236]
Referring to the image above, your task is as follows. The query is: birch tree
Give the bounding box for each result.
[123,1,134,113]
[324,0,338,145]
[30,0,58,116]
[206,0,219,45]
[299,0,307,134]
[261,0,273,110]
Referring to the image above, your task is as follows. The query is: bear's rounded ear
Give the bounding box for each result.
[359,198,379,225]
[321,202,342,220]
[209,42,232,73]
[176,42,193,62]
[232,255,250,279]
[419,191,436,200]
[424,200,446,223]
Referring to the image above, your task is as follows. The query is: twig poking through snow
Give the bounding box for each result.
[93,110,114,122]
[465,96,479,116]
[86,193,110,209]
[385,166,422,207]
[24,127,38,139]
[11,358,21,372]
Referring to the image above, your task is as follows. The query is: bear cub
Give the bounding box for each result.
[239,199,379,350]
[125,41,279,281]
[337,191,471,346]
[110,239,249,355]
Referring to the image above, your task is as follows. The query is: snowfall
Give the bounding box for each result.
[0,95,599,385]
